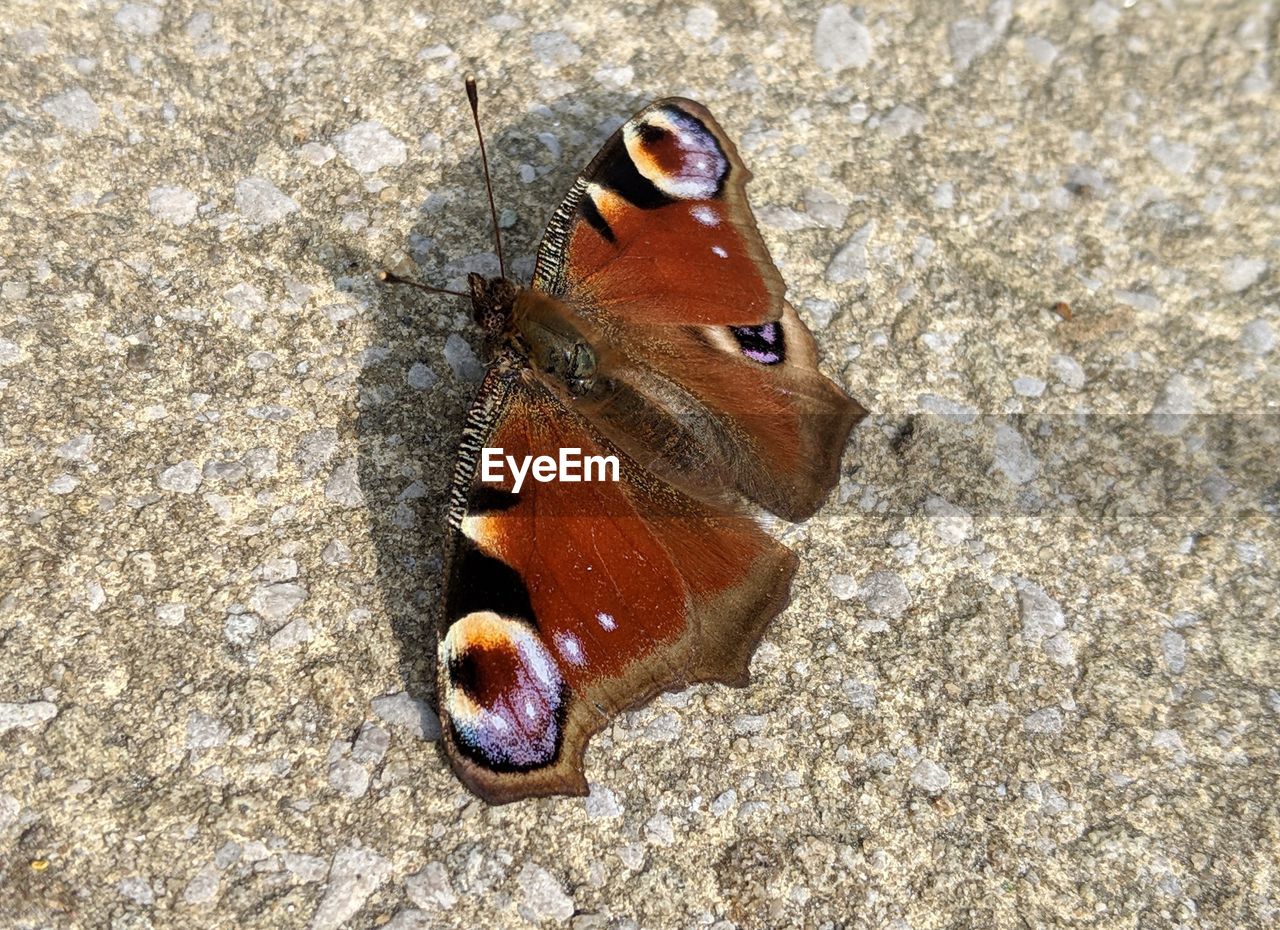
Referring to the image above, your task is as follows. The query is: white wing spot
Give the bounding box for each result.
[524,699,537,719]
[712,245,728,258]
[691,205,719,226]
[596,611,617,631]
[554,632,586,665]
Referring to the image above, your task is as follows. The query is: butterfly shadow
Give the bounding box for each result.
[320,84,644,718]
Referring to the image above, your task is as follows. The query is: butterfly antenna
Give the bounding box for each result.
[465,72,507,280]
[377,270,468,299]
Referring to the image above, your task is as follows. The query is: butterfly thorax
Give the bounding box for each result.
[469,272,601,397]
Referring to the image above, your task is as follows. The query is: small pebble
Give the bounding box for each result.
[270,618,314,651]
[158,461,203,494]
[299,142,336,165]
[826,221,875,284]
[828,574,857,600]
[249,582,307,622]
[183,863,220,905]
[407,362,437,390]
[372,692,441,740]
[1024,36,1058,67]
[405,862,457,910]
[911,758,951,793]
[1012,375,1046,398]
[859,571,910,618]
[48,474,79,495]
[1024,707,1064,736]
[1221,257,1267,293]
[530,31,582,67]
[517,863,575,923]
[295,428,339,479]
[993,425,1041,484]
[1161,631,1187,674]
[0,339,24,367]
[148,186,199,226]
[118,876,154,906]
[924,496,973,545]
[585,785,623,819]
[813,5,872,73]
[234,177,299,226]
[322,539,352,565]
[1149,374,1198,436]
[1239,319,1275,355]
[948,1,1010,71]
[1014,578,1066,643]
[186,711,228,750]
[443,333,484,382]
[1087,1,1120,35]
[223,612,260,647]
[284,853,329,883]
[0,701,58,735]
[880,105,924,138]
[334,121,407,174]
[325,460,365,508]
[684,6,720,42]
[55,434,95,462]
[1050,354,1086,390]
[155,603,186,626]
[1148,136,1196,176]
[42,88,100,132]
[328,758,369,798]
[309,846,392,930]
[115,4,162,37]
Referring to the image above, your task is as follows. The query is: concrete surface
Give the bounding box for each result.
[2,1,1278,928]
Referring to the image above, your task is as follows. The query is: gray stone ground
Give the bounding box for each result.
[1,1,1277,927]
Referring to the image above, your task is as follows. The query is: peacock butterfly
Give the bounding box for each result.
[383,76,865,804]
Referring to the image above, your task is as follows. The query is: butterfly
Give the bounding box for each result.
[385,77,865,804]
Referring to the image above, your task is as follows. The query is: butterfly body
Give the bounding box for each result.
[431,98,865,804]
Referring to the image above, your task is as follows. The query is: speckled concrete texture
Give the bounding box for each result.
[2,1,1278,928]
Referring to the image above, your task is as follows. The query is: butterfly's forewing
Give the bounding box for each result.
[534,98,786,327]
[531,98,865,521]
[439,363,796,804]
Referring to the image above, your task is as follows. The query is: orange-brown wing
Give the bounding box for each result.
[623,305,865,522]
[530,98,865,521]
[532,98,784,327]
[438,365,796,804]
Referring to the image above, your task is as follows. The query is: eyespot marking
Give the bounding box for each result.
[442,611,566,771]
[729,321,786,366]
[623,106,728,201]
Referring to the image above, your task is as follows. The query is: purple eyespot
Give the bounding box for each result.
[729,321,785,365]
